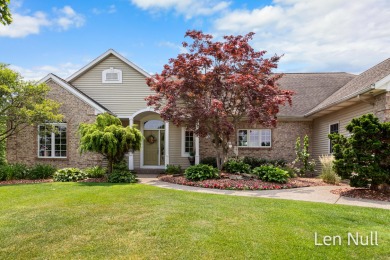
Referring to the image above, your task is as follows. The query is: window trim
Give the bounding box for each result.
[237,129,272,148]
[328,122,339,154]
[102,67,122,83]
[37,123,67,159]
[181,127,194,157]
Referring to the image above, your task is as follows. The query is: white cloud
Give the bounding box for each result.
[92,5,117,15]
[130,0,230,19]
[53,6,85,30]
[0,12,50,38]
[10,62,81,81]
[0,4,85,38]
[213,0,390,73]
[158,41,188,54]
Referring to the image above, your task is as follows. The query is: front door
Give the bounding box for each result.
[143,120,165,166]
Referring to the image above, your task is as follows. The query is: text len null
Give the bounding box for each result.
[314,232,378,246]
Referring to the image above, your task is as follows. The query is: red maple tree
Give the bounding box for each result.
[146,30,293,169]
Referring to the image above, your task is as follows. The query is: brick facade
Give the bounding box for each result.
[6,80,104,169]
[199,120,312,163]
[374,91,390,122]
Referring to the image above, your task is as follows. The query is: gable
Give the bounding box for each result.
[69,54,154,115]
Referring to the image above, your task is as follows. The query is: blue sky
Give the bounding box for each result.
[1,0,390,80]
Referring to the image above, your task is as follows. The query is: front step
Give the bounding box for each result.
[134,168,165,175]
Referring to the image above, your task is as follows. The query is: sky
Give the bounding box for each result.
[1,0,390,81]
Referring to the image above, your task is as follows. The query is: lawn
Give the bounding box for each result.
[0,183,389,259]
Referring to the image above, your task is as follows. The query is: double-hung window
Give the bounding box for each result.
[181,128,194,156]
[329,123,339,153]
[238,129,271,147]
[38,123,67,158]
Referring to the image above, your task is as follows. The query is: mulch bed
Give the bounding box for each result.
[331,188,390,202]
[0,178,107,185]
[159,173,346,191]
[0,179,53,185]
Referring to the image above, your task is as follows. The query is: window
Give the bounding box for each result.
[38,124,67,158]
[102,67,122,83]
[329,123,339,153]
[238,129,271,147]
[181,128,194,156]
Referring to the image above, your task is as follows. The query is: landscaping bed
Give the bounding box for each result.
[0,177,107,185]
[159,173,344,190]
[331,187,390,202]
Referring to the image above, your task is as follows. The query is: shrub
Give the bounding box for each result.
[282,165,297,178]
[293,135,316,176]
[252,165,289,183]
[53,168,87,182]
[200,157,217,168]
[85,166,106,178]
[29,164,57,179]
[165,164,182,175]
[242,157,287,168]
[185,164,219,181]
[329,114,390,190]
[319,155,340,185]
[108,169,137,183]
[0,163,31,180]
[113,160,128,171]
[223,159,251,174]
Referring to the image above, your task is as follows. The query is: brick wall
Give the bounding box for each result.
[199,120,312,163]
[374,91,390,122]
[6,80,104,169]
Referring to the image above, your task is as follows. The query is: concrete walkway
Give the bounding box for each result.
[138,174,390,210]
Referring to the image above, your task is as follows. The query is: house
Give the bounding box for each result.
[6,49,390,171]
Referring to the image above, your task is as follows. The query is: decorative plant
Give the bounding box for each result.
[146,30,293,170]
[293,135,316,176]
[329,114,390,190]
[319,155,340,185]
[79,113,143,174]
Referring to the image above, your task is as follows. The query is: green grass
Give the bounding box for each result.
[0,183,389,259]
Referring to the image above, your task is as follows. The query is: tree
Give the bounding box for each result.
[329,114,390,190]
[79,113,143,173]
[0,0,12,25]
[0,64,63,142]
[293,135,315,176]
[146,30,293,169]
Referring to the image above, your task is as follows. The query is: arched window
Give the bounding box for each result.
[102,67,122,83]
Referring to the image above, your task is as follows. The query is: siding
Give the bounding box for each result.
[169,124,191,168]
[312,102,374,168]
[70,54,152,115]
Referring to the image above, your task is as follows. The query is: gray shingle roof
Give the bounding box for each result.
[306,58,390,116]
[277,73,356,117]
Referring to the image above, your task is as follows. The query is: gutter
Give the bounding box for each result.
[304,85,375,117]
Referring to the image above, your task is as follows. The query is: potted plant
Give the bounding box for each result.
[188,150,195,165]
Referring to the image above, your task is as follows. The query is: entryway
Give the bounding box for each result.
[143,120,165,166]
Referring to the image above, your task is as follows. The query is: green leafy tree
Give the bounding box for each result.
[329,114,390,190]
[0,64,63,142]
[0,0,12,25]
[293,135,315,176]
[79,113,143,173]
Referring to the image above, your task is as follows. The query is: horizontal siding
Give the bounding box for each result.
[169,124,191,168]
[312,102,374,169]
[70,54,153,115]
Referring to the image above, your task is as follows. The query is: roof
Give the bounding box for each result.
[276,72,356,117]
[66,49,151,82]
[306,58,390,116]
[38,73,111,114]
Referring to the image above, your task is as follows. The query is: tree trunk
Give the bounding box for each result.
[107,160,113,174]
